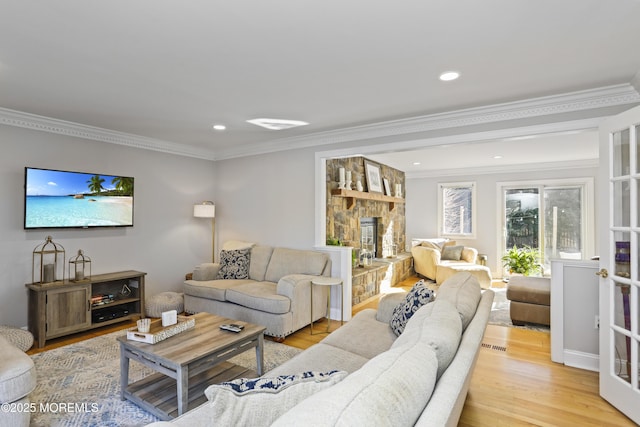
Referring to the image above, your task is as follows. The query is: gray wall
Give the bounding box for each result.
[213,147,317,249]
[0,125,216,327]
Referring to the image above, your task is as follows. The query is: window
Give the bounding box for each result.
[438,182,476,238]
[499,178,594,273]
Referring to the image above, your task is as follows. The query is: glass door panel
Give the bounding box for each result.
[544,187,582,261]
[504,188,539,249]
[613,128,630,177]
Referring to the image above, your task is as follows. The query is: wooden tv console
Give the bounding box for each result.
[26,270,146,348]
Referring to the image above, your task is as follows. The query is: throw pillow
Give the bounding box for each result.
[389,280,435,336]
[441,245,464,261]
[216,248,251,279]
[205,370,348,427]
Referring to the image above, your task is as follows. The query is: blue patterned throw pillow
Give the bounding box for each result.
[204,370,348,426]
[389,280,435,336]
[216,248,251,279]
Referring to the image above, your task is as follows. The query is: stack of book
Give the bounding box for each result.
[91,294,115,307]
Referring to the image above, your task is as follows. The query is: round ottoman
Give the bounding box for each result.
[146,292,184,318]
[0,325,34,351]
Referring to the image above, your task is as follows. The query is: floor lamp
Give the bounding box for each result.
[194,201,216,262]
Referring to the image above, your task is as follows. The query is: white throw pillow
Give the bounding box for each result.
[204,371,347,426]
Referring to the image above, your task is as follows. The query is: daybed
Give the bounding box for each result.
[183,243,332,339]
[411,239,492,288]
[0,335,36,427]
[148,272,494,427]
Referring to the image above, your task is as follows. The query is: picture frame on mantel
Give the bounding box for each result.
[383,178,392,196]
[364,160,383,194]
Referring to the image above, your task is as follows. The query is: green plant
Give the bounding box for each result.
[501,245,541,276]
[326,236,342,246]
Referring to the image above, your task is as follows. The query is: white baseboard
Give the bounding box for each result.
[564,349,599,372]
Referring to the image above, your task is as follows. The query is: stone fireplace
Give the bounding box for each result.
[326,157,413,304]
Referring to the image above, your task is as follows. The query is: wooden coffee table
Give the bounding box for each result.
[117,312,266,420]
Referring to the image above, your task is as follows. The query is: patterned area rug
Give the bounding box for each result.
[29,331,302,427]
[488,287,550,333]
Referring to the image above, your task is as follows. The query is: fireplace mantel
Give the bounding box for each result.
[330,188,404,210]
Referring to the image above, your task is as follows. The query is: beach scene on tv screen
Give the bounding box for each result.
[25,168,133,228]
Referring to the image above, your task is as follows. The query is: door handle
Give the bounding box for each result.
[596,268,609,278]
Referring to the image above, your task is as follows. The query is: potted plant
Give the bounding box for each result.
[501,245,542,276]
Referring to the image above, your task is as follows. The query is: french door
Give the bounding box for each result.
[599,104,640,423]
[501,180,592,274]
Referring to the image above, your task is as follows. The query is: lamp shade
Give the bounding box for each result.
[194,202,215,218]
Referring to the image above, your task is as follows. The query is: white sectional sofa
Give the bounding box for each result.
[149,272,494,426]
[183,244,332,339]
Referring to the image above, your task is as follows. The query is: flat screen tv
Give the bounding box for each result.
[24,167,134,229]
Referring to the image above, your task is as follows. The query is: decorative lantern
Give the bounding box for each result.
[32,236,65,284]
[69,249,91,282]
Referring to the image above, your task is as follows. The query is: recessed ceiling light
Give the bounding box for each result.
[439,71,460,81]
[246,118,309,130]
[212,124,226,131]
[493,155,503,159]
[413,162,421,166]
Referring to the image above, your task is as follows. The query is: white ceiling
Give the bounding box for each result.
[1,0,639,168]
[369,129,600,175]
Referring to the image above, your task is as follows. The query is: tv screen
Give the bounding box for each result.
[24,167,134,229]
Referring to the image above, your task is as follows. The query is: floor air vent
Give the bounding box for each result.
[481,343,507,352]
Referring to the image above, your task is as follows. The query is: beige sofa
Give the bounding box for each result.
[411,239,492,288]
[183,244,332,339]
[0,335,36,427]
[147,272,494,427]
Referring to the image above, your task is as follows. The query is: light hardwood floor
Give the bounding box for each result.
[28,277,635,426]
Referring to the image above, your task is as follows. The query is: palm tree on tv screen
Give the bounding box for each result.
[87,175,105,195]
[111,176,133,196]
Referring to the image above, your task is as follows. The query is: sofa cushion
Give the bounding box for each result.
[0,336,36,402]
[272,340,438,427]
[392,299,463,379]
[375,292,407,323]
[441,245,464,260]
[217,249,251,279]
[267,343,370,377]
[248,245,274,282]
[264,248,328,283]
[435,272,481,329]
[204,370,347,427]
[226,282,291,314]
[322,308,397,360]
[183,279,254,301]
[389,280,435,336]
[191,263,220,281]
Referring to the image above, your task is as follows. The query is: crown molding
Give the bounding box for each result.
[0,108,217,161]
[1,84,638,161]
[215,83,640,160]
[406,158,599,179]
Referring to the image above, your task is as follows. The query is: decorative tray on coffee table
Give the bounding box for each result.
[126,316,195,344]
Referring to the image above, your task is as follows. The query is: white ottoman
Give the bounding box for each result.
[146,292,184,318]
[0,326,34,352]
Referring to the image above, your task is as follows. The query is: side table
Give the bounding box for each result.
[310,277,344,335]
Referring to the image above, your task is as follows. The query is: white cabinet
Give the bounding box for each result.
[550,260,599,371]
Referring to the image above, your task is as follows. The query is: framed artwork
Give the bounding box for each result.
[383,178,392,196]
[364,160,383,193]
